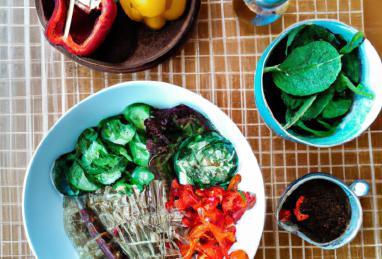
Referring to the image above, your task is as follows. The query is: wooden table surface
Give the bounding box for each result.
[365,0,382,54]
[0,0,381,258]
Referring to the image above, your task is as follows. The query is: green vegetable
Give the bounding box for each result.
[295,121,336,137]
[129,133,150,167]
[174,131,238,188]
[342,50,361,83]
[101,118,136,145]
[340,31,365,54]
[52,153,80,196]
[302,88,335,120]
[76,128,98,154]
[104,141,133,162]
[131,167,155,186]
[281,92,306,110]
[123,103,152,130]
[67,161,99,192]
[288,24,340,51]
[264,41,342,96]
[91,169,122,185]
[265,25,370,138]
[285,25,305,55]
[337,73,374,99]
[317,118,334,130]
[113,180,133,195]
[284,95,317,129]
[322,98,353,119]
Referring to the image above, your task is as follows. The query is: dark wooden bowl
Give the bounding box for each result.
[35,0,200,73]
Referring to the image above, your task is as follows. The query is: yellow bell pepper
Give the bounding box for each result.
[163,0,187,21]
[120,0,187,30]
[130,0,166,18]
[144,16,166,30]
[120,0,143,22]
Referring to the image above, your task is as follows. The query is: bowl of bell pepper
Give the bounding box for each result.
[35,0,200,73]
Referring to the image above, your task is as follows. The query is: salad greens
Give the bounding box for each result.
[52,103,154,196]
[174,131,238,188]
[264,24,374,137]
[53,103,239,196]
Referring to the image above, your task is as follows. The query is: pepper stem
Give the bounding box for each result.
[64,0,76,39]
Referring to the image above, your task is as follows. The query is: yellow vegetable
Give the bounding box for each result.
[130,0,166,18]
[144,16,166,30]
[163,0,187,21]
[120,0,143,21]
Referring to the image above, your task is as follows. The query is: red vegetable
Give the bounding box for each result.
[279,209,292,223]
[229,249,249,259]
[293,195,310,222]
[166,177,256,259]
[45,0,117,56]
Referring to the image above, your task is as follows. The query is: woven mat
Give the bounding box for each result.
[1,0,381,258]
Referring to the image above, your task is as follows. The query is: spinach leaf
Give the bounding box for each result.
[101,118,136,145]
[317,118,336,130]
[333,73,348,93]
[131,167,155,186]
[145,105,212,183]
[295,121,336,137]
[284,95,317,129]
[285,25,305,55]
[91,169,122,185]
[342,50,361,84]
[289,24,340,51]
[338,73,374,99]
[76,128,98,154]
[129,133,150,167]
[340,31,365,54]
[322,97,353,119]
[302,87,335,120]
[67,161,99,192]
[281,92,306,110]
[52,153,80,196]
[81,140,108,168]
[265,41,342,96]
[104,141,133,162]
[123,103,152,131]
[174,131,238,188]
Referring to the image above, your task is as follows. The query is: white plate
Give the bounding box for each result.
[23,81,265,258]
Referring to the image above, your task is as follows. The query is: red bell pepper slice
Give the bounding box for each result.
[229,250,250,259]
[293,195,310,222]
[45,0,117,56]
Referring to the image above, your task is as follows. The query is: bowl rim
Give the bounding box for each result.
[34,0,200,73]
[22,80,266,258]
[255,18,382,148]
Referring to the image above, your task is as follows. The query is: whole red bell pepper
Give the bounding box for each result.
[45,0,117,56]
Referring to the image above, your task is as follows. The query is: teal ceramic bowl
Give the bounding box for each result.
[276,173,369,249]
[255,19,382,147]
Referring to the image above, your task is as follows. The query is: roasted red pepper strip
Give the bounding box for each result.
[293,195,310,222]
[46,0,117,56]
[229,249,250,259]
[279,209,292,223]
[166,177,256,259]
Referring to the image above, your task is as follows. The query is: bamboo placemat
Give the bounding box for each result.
[1,0,381,258]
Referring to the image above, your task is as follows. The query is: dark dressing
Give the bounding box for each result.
[281,179,351,243]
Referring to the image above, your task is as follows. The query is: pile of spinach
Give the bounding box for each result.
[53,103,154,196]
[264,24,374,137]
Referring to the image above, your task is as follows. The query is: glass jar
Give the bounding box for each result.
[233,0,289,26]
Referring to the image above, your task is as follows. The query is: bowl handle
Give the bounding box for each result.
[349,180,369,197]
